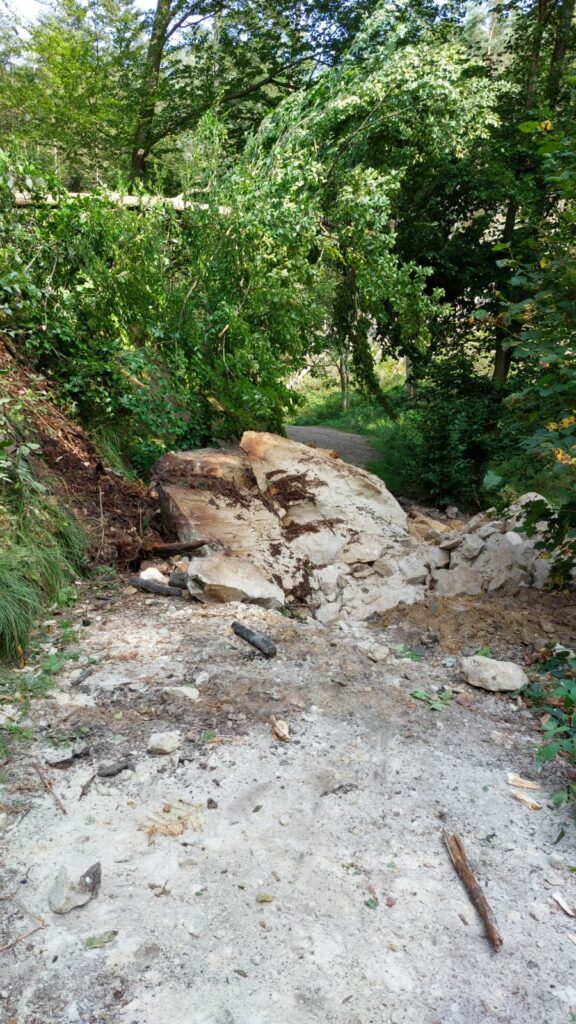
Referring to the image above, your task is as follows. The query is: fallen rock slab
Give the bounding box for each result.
[187,554,285,609]
[460,655,528,692]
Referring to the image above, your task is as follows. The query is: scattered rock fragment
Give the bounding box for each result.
[460,655,528,692]
[49,862,102,914]
[140,567,168,584]
[460,535,485,560]
[147,731,181,755]
[270,716,291,742]
[163,685,200,702]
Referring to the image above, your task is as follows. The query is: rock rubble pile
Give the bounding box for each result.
[152,433,552,622]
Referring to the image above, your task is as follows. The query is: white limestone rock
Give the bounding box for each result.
[187,555,284,609]
[147,731,181,755]
[460,655,528,692]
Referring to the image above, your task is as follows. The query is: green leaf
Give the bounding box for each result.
[84,930,118,949]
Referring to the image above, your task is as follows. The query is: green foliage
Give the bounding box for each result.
[521,648,576,772]
[0,617,81,755]
[0,376,87,660]
[0,146,330,470]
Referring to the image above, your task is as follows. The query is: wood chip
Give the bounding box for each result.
[507,773,541,790]
[270,716,291,742]
[511,789,543,810]
[552,892,576,917]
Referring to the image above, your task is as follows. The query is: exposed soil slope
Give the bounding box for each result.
[0,340,159,561]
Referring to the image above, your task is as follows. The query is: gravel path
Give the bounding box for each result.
[3,593,574,1024]
[286,424,377,467]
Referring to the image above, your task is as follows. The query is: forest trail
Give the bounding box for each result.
[2,581,576,1023]
[286,425,377,468]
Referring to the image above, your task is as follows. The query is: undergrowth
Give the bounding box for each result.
[0,617,82,757]
[520,647,576,812]
[0,384,88,661]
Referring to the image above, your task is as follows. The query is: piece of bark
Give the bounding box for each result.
[127,576,185,598]
[443,831,503,952]
[231,621,277,658]
[97,759,135,778]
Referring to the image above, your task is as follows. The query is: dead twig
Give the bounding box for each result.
[32,762,67,816]
[0,924,44,953]
[443,831,503,952]
[79,773,96,800]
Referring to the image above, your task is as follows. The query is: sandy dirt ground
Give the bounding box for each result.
[2,583,576,1024]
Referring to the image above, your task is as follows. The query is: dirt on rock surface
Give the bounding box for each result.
[1,580,576,1024]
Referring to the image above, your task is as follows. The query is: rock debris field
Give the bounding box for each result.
[1,432,576,1024]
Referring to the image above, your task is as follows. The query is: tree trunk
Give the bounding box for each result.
[492,344,513,385]
[491,0,551,383]
[547,0,576,106]
[130,0,174,181]
[338,354,349,412]
[492,199,517,383]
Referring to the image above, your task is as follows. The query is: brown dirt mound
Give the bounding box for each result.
[0,340,160,562]
[378,589,576,655]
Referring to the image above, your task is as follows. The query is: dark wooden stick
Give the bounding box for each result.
[127,577,186,597]
[444,831,503,952]
[140,540,207,556]
[232,621,277,658]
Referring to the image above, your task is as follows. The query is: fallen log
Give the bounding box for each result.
[443,831,503,952]
[232,621,277,658]
[127,576,186,598]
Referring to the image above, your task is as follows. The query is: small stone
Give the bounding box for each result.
[439,535,462,551]
[140,567,168,584]
[477,523,498,539]
[549,852,565,870]
[544,873,564,887]
[460,534,485,560]
[279,815,289,826]
[433,565,483,597]
[43,742,89,767]
[460,655,528,692]
[49,862,102,914]
[530,902,548,923]
[147,731,181,755]
[163,686,200,702]
[397,553,428,584]
[316,602,341,626]
[367,643,391,664]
